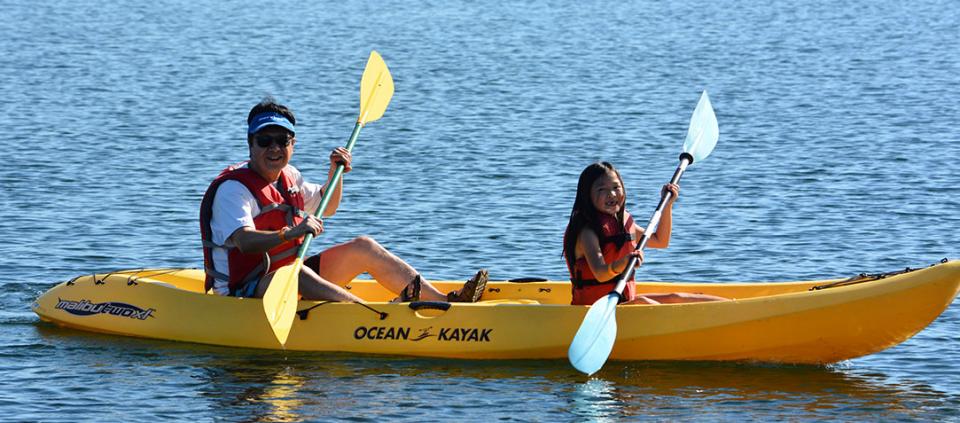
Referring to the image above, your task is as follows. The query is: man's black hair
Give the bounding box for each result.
[247,96,296,126]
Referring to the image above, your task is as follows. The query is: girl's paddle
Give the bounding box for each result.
[567,91,719,375]
[262,51,395,346]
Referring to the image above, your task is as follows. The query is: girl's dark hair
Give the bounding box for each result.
[562,162,627,275]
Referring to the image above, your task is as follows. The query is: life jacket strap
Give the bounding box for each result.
[571,270,631,289]
[204,266,230,283]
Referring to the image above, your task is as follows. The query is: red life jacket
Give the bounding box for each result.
[565,211,637,305]
[199,162,306,294]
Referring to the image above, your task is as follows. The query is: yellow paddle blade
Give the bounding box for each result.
[261,259,302,346]
[358,50,394,125]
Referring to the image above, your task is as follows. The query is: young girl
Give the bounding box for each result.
[562,162,726,306]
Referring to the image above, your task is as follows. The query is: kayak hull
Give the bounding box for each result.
[31,261,960,364]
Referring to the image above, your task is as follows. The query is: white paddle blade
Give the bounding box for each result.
[682,91,719,163]
[568,293,620,375]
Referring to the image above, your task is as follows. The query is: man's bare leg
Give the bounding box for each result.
[254,266,363,302]
[315,236,448,301]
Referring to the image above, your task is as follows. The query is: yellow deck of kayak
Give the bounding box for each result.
[32,260,960,364]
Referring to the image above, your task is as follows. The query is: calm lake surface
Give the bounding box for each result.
[2,0,959,420]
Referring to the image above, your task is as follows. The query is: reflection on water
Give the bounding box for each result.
[30,324,957,420]
[570,379,622,421]
[591,362,930,420]
[199,364,307,423]
[196,355,959,420]
[260,370,306,422]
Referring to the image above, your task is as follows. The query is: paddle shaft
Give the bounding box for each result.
[295,122,364,261]
[611,152,694,296]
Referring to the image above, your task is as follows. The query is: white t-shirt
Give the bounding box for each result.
[209,164,324,295]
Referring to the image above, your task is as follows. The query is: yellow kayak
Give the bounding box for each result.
[31,260,960,364]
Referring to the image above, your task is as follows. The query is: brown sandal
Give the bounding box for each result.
[393,274,422,303]
[448,269,488,302]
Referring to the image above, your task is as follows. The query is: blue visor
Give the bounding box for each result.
[248,112,295,135]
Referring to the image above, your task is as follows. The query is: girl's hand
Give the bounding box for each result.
[330,147,352,173]
[628,249,644,268]
[662,183,680,204]
[614,249,644,274]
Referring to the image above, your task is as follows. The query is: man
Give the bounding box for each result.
[200,98,486,303]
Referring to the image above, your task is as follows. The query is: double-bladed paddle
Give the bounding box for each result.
[567,91,719,375]
[262,51,395,346]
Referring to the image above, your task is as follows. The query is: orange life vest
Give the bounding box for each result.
[565,211,637,305]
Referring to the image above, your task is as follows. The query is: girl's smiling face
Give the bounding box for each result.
[590,171,625,216]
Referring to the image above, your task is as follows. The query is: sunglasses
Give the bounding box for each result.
[254,133,293,148]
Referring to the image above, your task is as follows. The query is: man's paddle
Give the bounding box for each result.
[567,91,719,375]
[262,51,395,346]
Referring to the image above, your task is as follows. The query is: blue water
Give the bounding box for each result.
[3,0,959,420]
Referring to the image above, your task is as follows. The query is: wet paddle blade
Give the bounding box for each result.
[682,91,719,163]
[568,293,620,375]
[358,51,394,125]
[262,258,302,346]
